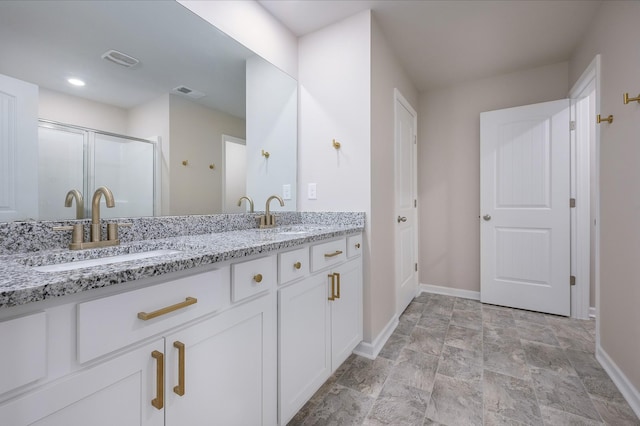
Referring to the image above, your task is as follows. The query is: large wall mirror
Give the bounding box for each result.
[0,0,297,221]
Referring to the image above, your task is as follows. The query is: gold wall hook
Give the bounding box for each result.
[597,114,613,124]
[623,93,640,104]
[261,149,270,159]
[209,164,215,170]
[182,160,188,166]
[332,139,341,149]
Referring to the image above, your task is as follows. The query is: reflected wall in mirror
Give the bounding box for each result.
[0,0,297,222]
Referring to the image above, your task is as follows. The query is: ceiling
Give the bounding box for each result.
[258,0,603,91]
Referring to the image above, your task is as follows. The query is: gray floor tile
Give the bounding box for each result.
[396,316,420,336]
[482,306,516,327]
[389,348,439,391]
[425,374,483,426]
[539,405,604,425]
[414,292,431,304]
[484,322,521,346]
[483,369,543,425]
[444,324,482,351]
[437,345,482,383]
[522,340,577,376]
[513,310,549,325]
[515,320,560,346]
[417,314,450,331]
[422,298,455,318]
[401,301,427,322]
[337,356,394,397]
[301,384,375,426]
[406,325,446,356]
[363,379,430,426]
[557,335,596,353]
[484,340,530,380]
[531,366,601,421]
[454,298,482,312]
[378,332,410,361]
[565,349,628,404]
[591,397,640,426]
[450,309,483,330]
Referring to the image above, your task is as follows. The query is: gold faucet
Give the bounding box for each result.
[64,189,84,219]
[237,196,254,213]
[260,195,285,228]
[91,186,115,242]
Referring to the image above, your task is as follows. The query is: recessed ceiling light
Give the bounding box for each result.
[67,78,85,87]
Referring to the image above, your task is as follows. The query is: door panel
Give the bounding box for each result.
[481,99,570,316]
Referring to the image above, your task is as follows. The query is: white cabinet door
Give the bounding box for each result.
[330,259,363,368]
[0,340,164,426]
[279,274,331,425]
[165,292,277,426]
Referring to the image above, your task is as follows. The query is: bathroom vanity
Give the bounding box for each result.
[0,215,363,426]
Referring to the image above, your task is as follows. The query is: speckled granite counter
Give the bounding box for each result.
[0,213,365,309]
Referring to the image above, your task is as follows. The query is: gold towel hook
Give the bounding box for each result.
[261,149,270,159]
[596,114,613,124]
[182,160,188,166]
[332,139,341,149]
[623,93,640,104]
[209,164,215,170]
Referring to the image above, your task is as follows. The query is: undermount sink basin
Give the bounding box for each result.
[32,249,183,273]
[278,231,309,235]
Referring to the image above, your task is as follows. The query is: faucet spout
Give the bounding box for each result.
[237,196,254,213]
[90,186,115,242]
[261,195,285,228]
[64,189,84,219]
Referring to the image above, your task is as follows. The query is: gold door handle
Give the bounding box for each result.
[138,297,198,321]
[324,250,343,258]
[397,216,407,223]
[294,261,302,270]
[328,274,336,301]
[334,272,341,299]
[253,273,263,283]
[151,350,164,409]
[173,341,185,396]
[355,243,361,249]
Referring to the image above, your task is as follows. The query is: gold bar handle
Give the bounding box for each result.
[328,274,336,301]
[324,250,343,258]
[173,341,185,396]
[138,297,197,321]
[334,272,341,299]
[151,350,164,409]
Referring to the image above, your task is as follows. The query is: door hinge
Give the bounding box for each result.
[570,198,576,208]
[414,199,417,208]
[570,121,576,131]
[415,263,418,272]
[570,275,576,286]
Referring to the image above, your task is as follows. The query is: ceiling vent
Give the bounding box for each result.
[101,50,139,68]
[172,85,206,99]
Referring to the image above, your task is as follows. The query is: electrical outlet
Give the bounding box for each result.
[282,184,291,200]
[308,183,317,200]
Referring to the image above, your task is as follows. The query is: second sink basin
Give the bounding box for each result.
[32,249,183,273]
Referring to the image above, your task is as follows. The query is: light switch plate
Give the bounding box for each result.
[308,183,317,200]
[282,184,291,200]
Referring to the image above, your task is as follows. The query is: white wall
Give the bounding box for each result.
[570,1,640,411]
[246,55,297,211]
[370,16,419,341]
[169,95,245,216]
[39,88,127,134]
[177,0,298,78]
[419,62,569,292]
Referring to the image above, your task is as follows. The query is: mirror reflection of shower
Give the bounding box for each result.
[38,120,158,220]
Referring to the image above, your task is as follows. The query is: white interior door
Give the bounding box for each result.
[394,89,418,314]
[0,73,38,221]
[480,99,570,316]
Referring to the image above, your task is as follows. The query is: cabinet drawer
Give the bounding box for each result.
[231,256,276,302]
[77,268,230,363]
[278,247,309,285]
[0,312,46,395]
[347,234,363,258]
[310,238,347,272]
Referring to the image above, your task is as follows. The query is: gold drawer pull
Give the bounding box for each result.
[324,250,343,258]
[294,261,302,270]
[138,297,198,321]
[173,341,186,396]
[355,243,361,249]
[151,350,164,409]
[328,274,336,301]
[253,274,263,283]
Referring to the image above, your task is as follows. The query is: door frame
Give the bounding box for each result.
[393,88,419,314]
[221,134,247,213]
[569,55,600,326]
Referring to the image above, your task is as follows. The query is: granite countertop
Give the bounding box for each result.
[0,224,363,309]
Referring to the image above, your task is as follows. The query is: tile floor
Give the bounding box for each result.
[288,293,640,426]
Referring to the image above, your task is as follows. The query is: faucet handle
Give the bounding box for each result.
[53,224,85,247]
[107,222,132,241]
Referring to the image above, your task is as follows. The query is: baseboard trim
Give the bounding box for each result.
[420,283,480,301]
[353,314,399,360]
[589,306,596,319]
[596,344,640,419]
